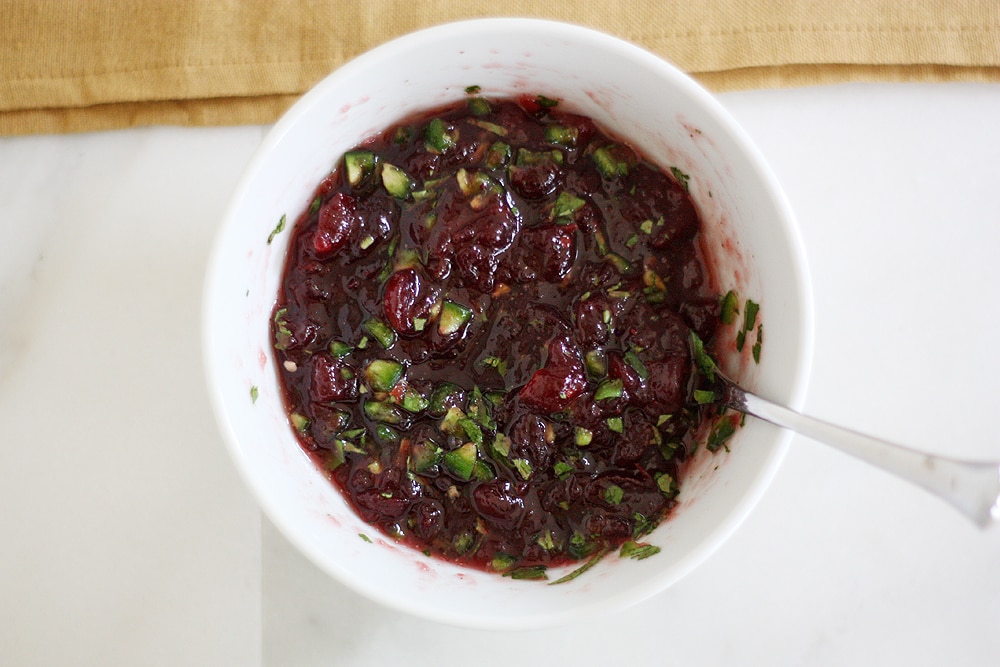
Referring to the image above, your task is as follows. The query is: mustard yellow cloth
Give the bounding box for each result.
[2,1,999,136]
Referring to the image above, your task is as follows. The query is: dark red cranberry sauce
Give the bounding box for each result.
[272,93,724,576]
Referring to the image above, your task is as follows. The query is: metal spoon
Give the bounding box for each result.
[715,372,1000,528]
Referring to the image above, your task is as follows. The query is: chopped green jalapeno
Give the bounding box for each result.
[444,442,478,481]
[344,150,376,187]
[425,117,458,153]
[364,359,404,393]
[467,96,491,116]
[381,163,413,198]
[544,124,578,146]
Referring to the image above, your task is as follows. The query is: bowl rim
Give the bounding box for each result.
[202,16,814,628]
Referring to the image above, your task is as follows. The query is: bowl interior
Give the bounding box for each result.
[203,18,812,629]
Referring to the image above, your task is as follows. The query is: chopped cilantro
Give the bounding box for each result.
[267,214,286,244]
[689,331,718,382]
[250,385,259,403]
[707,414,737,452]
[670,166,690,191]
[694,389,716,404]
[620,540,661,560]
[505,565,548,580]
[550,548,609,585]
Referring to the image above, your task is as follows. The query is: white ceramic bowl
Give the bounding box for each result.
[203,18,812,629]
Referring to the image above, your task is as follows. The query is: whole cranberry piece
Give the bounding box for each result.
[519,336,587,413]
[313,192,358,256]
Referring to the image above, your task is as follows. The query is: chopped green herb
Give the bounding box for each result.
[620,540,661,560]
[267,214,286,244]
[606,416,624,433]
[656,473,675,495]
[623,350,650,379]
[694,389,716,404]
[491,432,512,458]
[465,85,481,94]
[250,385,259,404]
[359,533,373,543]
[753,324,763,363]
[550,548,609,585]
[574,426,593,447]
[374,423,398,442]
[689,331,718,382]
[639,219,654,234]
[505,565,548,580]
[670,166,690,191]
[551,191,586,221]
[536,95,559,108]
[707,414,737,452]
[632,512,656,538]
[457,418,484,447]
[737,298,760,352]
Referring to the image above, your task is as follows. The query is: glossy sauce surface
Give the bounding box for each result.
[272,94,724,576]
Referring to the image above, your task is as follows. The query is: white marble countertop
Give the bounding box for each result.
[2,81,999,666]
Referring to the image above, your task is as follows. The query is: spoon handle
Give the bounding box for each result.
[736,391,1000,528]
